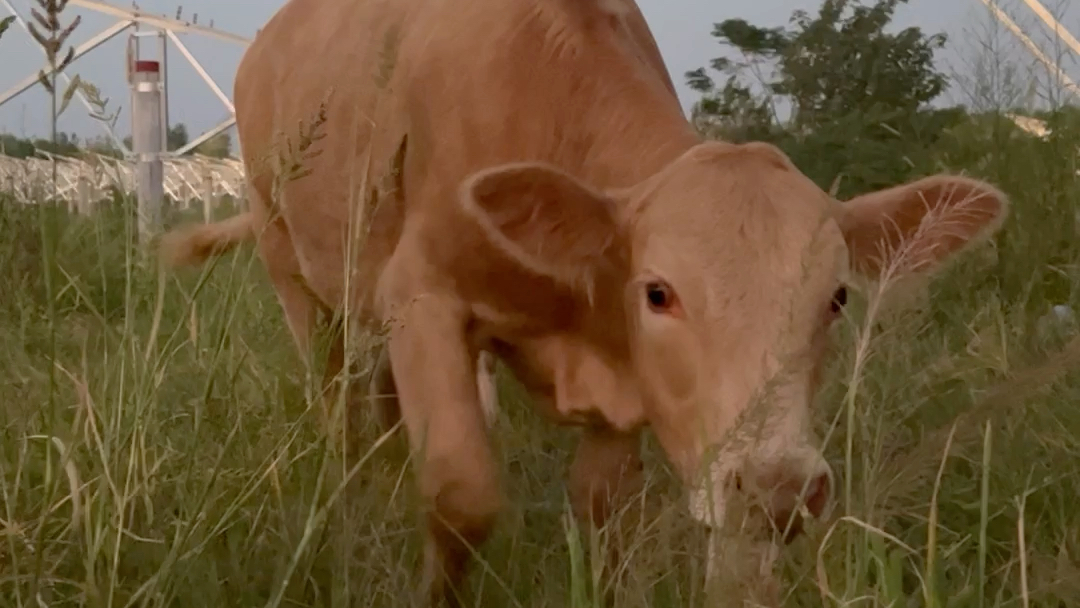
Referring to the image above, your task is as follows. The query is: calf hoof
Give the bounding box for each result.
[419,470,504,607]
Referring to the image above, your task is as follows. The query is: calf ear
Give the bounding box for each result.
[458,162,626,293]
[839,175,1008,280]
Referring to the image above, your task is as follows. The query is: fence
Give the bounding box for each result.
[0,150,246,220]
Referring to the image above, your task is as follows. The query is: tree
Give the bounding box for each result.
[685,0,961,197]
[167,123,189,151]
[83,134,125,159]
[193,131,231,159]
[687,0,947,130]
[0,132,81,159]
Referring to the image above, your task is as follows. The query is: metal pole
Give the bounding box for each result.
[201,166,215,222]
[77,175,91,215]
[159,30,170,152]
[130,59,164,242]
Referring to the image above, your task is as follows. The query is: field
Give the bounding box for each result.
[5,96,1080,608]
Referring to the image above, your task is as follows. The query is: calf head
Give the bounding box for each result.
[448,140,1008,541]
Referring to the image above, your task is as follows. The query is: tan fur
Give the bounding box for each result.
[158,211,256,268]
[158,0,1010,604]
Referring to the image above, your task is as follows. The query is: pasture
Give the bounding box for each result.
[3,114,1080,608]
[4,10,1080,608]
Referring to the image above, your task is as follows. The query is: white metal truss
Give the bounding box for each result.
[976,0,1080,175]
[1,0,1078,172]
[977,0,1080,99]
[1012,0,1080,59]
[0,152,246,206]
[0,0,251,159]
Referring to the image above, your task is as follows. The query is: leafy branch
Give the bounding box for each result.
[28,0,83,132]
[0,15,16,38]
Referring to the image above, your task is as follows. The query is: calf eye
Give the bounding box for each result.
[830,286,848,313]
[645,281,675,313]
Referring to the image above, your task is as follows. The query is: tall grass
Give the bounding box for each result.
[4,31,1080,608]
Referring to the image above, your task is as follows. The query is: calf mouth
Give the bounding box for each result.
[768,507,809,545]
[696,486,817,546]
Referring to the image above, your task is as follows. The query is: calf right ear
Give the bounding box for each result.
[457,162,627,296]
[839,174,1008,280]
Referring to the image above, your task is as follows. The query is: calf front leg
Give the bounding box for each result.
[384,295,503,607]
[368,346,500,433]
[568,426,644,602]
[569,426,644,529]
[362,347,496,431]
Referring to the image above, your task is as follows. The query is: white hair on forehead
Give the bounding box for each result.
[686,345,825,524]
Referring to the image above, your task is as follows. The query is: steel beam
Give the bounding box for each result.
[68,0,251,46]
[976,0,1080,100]
[166,30,235,114]
[1017,0,1080,60]
[0,19,133,108]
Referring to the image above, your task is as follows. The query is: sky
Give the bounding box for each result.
[0,0,1077,145]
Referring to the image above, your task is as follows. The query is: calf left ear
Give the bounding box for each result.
[839,175,1009,279]
[458,162,626,293]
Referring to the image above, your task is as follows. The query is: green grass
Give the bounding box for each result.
[3,112,1080,608]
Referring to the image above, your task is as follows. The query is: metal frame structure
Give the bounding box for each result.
[0,151,246,204]
[2,0,1078,135]
[978,0,1080,100]
[0,0,1077,167]
[0,0,251,159]
[976,0,1080,162]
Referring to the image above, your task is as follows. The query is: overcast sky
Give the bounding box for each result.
[0,0,1076,143]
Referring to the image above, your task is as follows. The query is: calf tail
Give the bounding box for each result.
[158,211,257,268]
